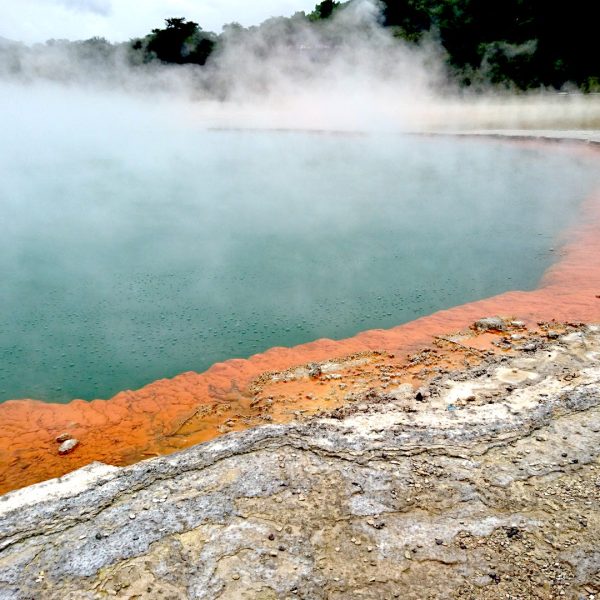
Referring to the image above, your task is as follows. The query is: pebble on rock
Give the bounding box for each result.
[58,439,79,455]
[473,317,506,332]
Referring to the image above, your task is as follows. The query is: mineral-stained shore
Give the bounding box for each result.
[0,134,599,599]
[0,321,599,599]
[0,137,599,496]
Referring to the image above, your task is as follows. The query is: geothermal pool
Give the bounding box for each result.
[1,86,599,403]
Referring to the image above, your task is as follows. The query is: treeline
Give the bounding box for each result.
[0,0,598,91]
[127,0,599,90]
[379,0,599,91]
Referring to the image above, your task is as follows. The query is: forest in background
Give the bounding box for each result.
[0,0,598,92]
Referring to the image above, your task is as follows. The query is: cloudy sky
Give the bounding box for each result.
[0,0,318,44]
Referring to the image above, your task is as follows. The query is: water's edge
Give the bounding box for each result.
[0,132,598,494]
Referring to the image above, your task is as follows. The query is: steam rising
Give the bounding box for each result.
[1,0,600,403]
[1,0,599,131]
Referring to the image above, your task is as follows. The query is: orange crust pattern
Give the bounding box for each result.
[1,139,599,494]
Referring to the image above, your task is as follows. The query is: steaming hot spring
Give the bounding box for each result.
[0,85,599,405]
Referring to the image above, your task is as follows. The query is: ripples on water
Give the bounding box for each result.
[1,85,599,402]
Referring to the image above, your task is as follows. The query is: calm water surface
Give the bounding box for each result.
[1,86,599,402]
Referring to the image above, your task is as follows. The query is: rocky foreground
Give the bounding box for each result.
[0,322,599,599]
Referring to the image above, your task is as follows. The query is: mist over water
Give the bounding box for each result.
[1,82,599,403]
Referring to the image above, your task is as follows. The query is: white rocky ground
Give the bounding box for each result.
[0,324,599,599]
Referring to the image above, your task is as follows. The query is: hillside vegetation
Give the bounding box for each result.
[0,0,597,91]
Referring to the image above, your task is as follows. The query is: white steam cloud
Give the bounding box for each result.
[0,0,599,133]
[200,1,449,131]
[0,0,599,403]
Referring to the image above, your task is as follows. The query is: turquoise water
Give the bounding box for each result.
[1,87,599,402]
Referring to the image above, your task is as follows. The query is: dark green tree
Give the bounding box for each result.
[145,18,215,65]
[119,3,599,91]
[381,0,431,41]
[308,1,341,21]
[379,0,599,89]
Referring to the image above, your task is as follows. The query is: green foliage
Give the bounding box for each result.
[308,1,342,22]
[584,77,600,93]
[383,0,431,42]
[5,1,593,91]
[141,18,216,65]
[120,3,598,91]
[379,0,599,90]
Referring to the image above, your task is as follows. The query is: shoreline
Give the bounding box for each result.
[2,321,599,598]
[0,132,599,495]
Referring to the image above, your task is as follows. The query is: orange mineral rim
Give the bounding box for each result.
[1,135,599,495]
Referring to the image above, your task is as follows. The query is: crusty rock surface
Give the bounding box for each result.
[0,325,599,599]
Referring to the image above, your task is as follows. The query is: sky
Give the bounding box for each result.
[0,0,318,44]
